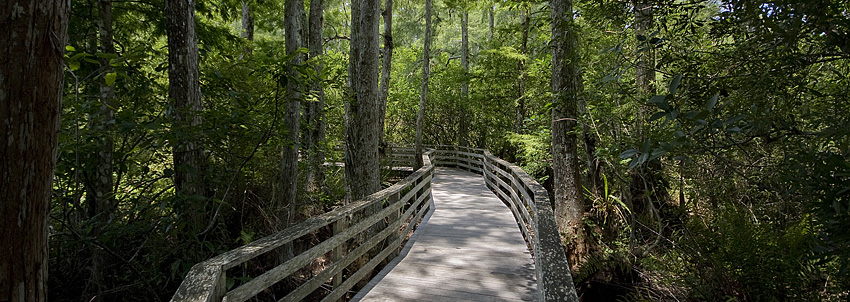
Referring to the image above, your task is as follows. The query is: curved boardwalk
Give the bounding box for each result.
[352,167,537,302]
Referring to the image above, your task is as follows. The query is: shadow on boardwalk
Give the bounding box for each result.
[352,167,537,302]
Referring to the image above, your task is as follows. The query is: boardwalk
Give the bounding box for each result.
[353,167,537,302]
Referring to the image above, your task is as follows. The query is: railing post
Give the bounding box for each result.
[332,216,348,296]
[212,271,226,302]
[388,192,401,258]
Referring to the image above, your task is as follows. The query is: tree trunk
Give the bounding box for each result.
[166,0,206,233]
[550,0,588,271]
[242,1,254,54]
[345,0,382,202]
[305,0,326,195]
[0,1,68,301]
[86,0,118,298]
[378,0,393,146]
[415,0,432,170]
[459,10,469,146]
[579,97,603,197]
[282,0,304,233]
[515,7,530,134]
[631,0,669,217]
[489,5,495,42]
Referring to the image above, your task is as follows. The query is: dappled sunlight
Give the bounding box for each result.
[353,168,537,301]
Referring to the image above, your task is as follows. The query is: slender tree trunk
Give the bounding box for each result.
[579,97,603,197]
[282,0,304,232]
[415,0,432,170]
[166,0,206,232]
[346,0,382,202]
[242,1,254,54]
[515,7,530,133]
[0,1,68,301]
[305,0,326,195]
[489,5,495,42]
[550,0,588,271]
[631,0,669,217]
[378,0,393,146]
[459,10,469,146]
[86,0,117,298]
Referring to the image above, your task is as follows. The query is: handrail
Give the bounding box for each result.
[171,150,435,302]
[424,145,579,302]
[172,145,577,302]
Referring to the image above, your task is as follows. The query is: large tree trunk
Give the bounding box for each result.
[282,0,304,235]
[458,10,469,146]
[345,0,382,202]
[378,0,393,146]
[305,0,326,195]
[0,1,68,301]
[515,7,530,133]
[166,0,206,233]
[85,0,118,298]
[550,0,588,271]
[414,0,432,170]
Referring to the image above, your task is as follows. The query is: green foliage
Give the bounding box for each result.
[46,0,850,300]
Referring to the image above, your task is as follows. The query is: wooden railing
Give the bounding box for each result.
[171,145,577,302]
[426,145,579,302]
[170,150,435,302]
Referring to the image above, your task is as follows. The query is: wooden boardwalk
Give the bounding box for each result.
[352,167,537,302]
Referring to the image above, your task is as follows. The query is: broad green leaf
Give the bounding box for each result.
[650,112,666,121]
[648,95,666,104]
[649,148,666,161]
[105,72,117,86]
[706,93,719,111]
[69,61,80,71]
[65,45,76,52]
[619,149,639,159]
[726,114,747,125]
[670,74,683,95]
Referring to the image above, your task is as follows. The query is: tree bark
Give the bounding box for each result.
[489,5,495,42]
[378,0,393,146]
[166,0,206,232]
[550,0,588,271]
[516,7,530,134]
[631,0,669,217]
[305,0,326,195]
[415,0,432,170]
[0,1,68,301]
[85,0,118,298]
[345,0,382,202]
[242,1,254,54]
[459,10,469,146]
[282,0,304,231]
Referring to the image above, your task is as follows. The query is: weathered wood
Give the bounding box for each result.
[173,146,576,302]
[482,150,578,302]
[171,264,223,302]
[173,151,435,302]
[324,236,402,302]
[222,187,412,302]
[284,213,402,301]
[354,168,537,302]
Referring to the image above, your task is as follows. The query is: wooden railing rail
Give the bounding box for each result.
[424,144,579,302]
[171,150,435,302]
[172,144,577,302]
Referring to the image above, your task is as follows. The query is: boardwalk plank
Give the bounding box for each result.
[353,168,537,302]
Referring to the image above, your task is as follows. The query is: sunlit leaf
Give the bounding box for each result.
[105,72,117,86]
